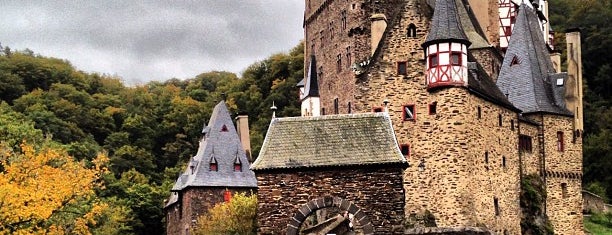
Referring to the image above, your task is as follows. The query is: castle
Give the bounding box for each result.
[166,0,584,234]
[255,0,583,234]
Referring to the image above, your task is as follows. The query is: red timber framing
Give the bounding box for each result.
[425,42,468,89]
[499,0,518,51]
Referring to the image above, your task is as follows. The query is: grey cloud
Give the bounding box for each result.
[0,1,304,84]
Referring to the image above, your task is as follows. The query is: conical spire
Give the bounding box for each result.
[302,55,319,99]
[423,0,471,48]
[496,4,572,116]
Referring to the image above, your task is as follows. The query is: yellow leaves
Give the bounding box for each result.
[0,142,108,234]
[194,192,257,235]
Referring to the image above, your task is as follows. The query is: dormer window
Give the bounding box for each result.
[210,162,218,171]
[510,55,521,66]
[234,156,242,172]
[221,124,228,132]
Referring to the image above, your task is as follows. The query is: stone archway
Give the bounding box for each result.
[286,196,374,235]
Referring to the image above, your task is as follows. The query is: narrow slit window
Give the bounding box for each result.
[557,131,564,152]
[511,119,515,131]
[561,183,568,198]
[333,98,339,114]
[494,197,500,216]
[348,102,352,114]
[477,106,482,119]
[402,105,416,121]
[485,151,489,164]
[498,114,503,126]
[502,156,506,168]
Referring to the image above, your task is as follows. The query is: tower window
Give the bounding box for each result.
[429,102,437,115]
[322,107,326,115]
[485,151,489,164]
[557,131,564,152]
[402,105,416,121]
[348,102,352,114]
[561,183,568,198]
[429,54,439,67]
[519,135,533,153]
[407,23,417,38]
[511,119,515,131]
[221,124,229,132]
[494,197,500,216]
[346,46,352,67]
[477,106,482,119]
[341,10,347,30]
[450,52,461,65]
[397,61,407,75]
[502,156,506,168]
[210,162,218,171]
[333,98,339,114]
[336,54,342,72]
[234,162,242,172]
[400,144,410,157]
[372,107,383,113]
[498,114,503,126]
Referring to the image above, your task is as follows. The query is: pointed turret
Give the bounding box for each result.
[301,55,321,116]
[422,0,471,90]
[496,5,572,116]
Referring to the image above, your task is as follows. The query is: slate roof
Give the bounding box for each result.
[251,113,407,171]
[466,60,520,112]
[166,101,257,207]
[496,5,572,116]
[302,55,320,100]
[423,0,471,48]
[455,0,491,49]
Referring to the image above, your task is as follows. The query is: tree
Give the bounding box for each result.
[0,142,109,234]
[194,192,258,235]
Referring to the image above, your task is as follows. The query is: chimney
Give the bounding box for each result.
[565,29,583,134]
[235,115,252,162]
[370,14,387,56]
[550,50,561,73]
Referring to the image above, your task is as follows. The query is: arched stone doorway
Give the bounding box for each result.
[286,196,374,235]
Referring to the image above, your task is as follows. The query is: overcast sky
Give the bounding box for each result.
[0,1,305,85]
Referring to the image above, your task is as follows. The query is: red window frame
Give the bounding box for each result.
[402,104,416,121]
[557,131,564,152]
[450,52,462,66]
[397,61,407,75]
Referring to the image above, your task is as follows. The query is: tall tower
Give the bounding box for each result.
[301,55,321,117]
[565,29,584,135]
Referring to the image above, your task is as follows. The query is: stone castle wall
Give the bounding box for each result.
[256,167,406,234]
[518,121,541,176]
[165,187,255,235]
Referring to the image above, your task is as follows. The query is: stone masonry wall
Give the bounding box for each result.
[165,187,255,235]
[541,114,584,234]
[470,48,502,82]
[518,121,541,176]
[256,167,406,234]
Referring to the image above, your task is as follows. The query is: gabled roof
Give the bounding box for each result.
[302,55,319,100]
[466,60,520,112]
[251,113,407,171]
[166,101,257,207]
[423,0,471,48]
[496,5,572,116]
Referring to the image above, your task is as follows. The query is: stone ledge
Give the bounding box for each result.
[404,227,493,235]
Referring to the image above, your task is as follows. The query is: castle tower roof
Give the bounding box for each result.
[302,55,319,100]
[166,101,257,207]
[496,5,572,116]
[455,0,490,49]
[423,0,471,48]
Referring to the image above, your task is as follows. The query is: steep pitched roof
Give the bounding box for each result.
[496,5,572,116]
[466,60,520,112]
[167,101,257,206]
[251,113,407,171]
[455,0,491,49]
[423,0,471,48]
[302,55,319,100]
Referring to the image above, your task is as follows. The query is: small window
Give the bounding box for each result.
[561,183,568,198]
[348,102,352,114]
[210,162,218,171]
[341,10,347,30]
[429,102,437,115]
[400,144,410,157]
[407,23,417,38]
[336,54,342,72]
[494,197,500,216]
[557,131,564,151]
[519,135,533,153]
[346,46,352,67]
[372,107,383,113]
[224,190,232,202]
[510,55,521,66]
[234,163,242,172]
[502,156,506,168]
[333,98,339,114]
[477,106,482,119]
[485,151,489,164]
[429,54,439,67]
[397,61,407,75]
[510,119,515,131]
[450,52,461,66]
[322,107,326,115]
[221,124,228,132]
[402,105,416,121]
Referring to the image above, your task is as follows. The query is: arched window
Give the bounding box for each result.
[407,23,417,38]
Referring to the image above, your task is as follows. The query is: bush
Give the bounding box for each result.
[194,191,257,235]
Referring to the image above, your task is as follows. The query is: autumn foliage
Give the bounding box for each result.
[194,192,258,235]
[0,143,109,234]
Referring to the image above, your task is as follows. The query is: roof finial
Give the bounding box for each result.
[271,101,278,118]
[221,92,227,101]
